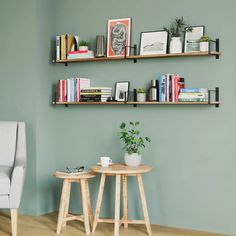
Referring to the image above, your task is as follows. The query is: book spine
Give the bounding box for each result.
[180,88,208,93]
[56,36,60,60]
[76,78,80,102]
[62,80,66,102]
[74,78,77,102]
[81,89,112,93]
[159,75,165,102]
[178,98,208,102]
[57,80,60,102]
[67,79,70,102]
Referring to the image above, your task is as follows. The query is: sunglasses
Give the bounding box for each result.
[66,166,85,174]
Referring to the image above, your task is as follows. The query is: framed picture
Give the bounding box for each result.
[115,81,130,101]
[139,30,168,55]
[184,26,205,52]
[107,18,131,58]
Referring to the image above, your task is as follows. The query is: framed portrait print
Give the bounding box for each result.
[115,81,130,102]
[139,30,168,55]
[107,18,131,58]
[184,26,205,52]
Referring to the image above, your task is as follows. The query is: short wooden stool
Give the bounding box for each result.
[91,164,152,236]
[54,171,96,235]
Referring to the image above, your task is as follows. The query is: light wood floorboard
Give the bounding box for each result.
[0,212,227,236]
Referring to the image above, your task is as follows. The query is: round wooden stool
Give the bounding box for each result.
[91,164,152,236]
[54,171,96,235]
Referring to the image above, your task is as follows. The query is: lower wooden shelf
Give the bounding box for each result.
[52,101,220,107]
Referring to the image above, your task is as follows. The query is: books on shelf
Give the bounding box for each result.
[67,50,95,59]
[56,34,79,60]
[178,88,208,102]
[80,87,112,102]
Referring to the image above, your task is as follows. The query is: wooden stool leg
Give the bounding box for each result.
[57,179,70,234]
[63,182,71,228]
[137,174,152,236]
[81,179,91,235]
[122,175,128,228]
[85,179,93,226]
[114,174,121,236]
[92,173,106,234]
[11,209,17,236]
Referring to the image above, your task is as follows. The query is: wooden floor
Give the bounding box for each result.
[0,212,226,236]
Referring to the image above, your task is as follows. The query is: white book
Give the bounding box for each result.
[79,78,91,90]
[56,36,60,60]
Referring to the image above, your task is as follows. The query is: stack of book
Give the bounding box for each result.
[159,74,185,102]
[178,88,208,102]
[56,34,79,60]
[67,50,94,59]
[57,78,90,102]
[80,87,112,102]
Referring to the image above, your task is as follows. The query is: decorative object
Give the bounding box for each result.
[119,121,151,166]
[79,40,89,51]
[148,80,158,101]
[95,35,105,57]
[100,156,112,167]
[137,88,146,102]
[200,35,210,52]
[164,17,188,53]
[107,17,131,57]
[184,26,205,52]
[115,81,130,102]
[139,30,168,55]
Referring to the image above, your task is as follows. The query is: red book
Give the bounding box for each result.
[62,80,67,102]
[57,80,61,102]
[76,78,80,102]
[68,50,88,54]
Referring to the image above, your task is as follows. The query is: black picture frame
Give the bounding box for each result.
[139,30,168,55]
[115,81,130,101]
[183,26,205,53]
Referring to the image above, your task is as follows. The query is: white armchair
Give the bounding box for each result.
[0,122,27,236]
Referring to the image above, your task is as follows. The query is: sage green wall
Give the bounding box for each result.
[0,0,236,235]
[53,0,236,235]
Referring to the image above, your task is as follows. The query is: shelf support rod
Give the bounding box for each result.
[124,44,137,63]
[209,38,220,59]
[215,87,219,108]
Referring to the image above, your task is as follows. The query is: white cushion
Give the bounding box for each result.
[0,122,17,167]
[0,166,12,194]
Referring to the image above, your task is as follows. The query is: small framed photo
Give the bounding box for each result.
[139,30,168,55]
[184,26,205,52]
[107,18,131,58]
[115,81,130,101]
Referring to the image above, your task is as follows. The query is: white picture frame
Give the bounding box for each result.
[115,81,130,101]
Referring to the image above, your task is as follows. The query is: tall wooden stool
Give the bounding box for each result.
[54,171,96,235]
[91,164,152,236]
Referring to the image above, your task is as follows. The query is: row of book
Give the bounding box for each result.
[56,34,79,60]
[159,74,208,102]
[80,87,112,102]
[57,78,90,102]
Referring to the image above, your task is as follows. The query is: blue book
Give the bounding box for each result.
[159,75,166,101]
[180,88,208,93]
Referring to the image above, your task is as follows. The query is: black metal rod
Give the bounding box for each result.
[216,38,220,59]
[215,87,219,107]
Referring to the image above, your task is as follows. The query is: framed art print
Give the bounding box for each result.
[107,18,131,58]
[184,26,205,52]
[115,81,130,101]
[139,30,168,55]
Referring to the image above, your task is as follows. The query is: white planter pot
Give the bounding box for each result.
[200,42,209,52]
[79,46,88,51]
[124,153,142,166]
[137,93,146,102]
[170,37,182,53]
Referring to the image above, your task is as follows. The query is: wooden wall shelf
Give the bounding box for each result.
[52,101,220,107]
[53,51,221,65]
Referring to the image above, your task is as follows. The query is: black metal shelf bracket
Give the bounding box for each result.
[208,87,220,107]
[209,38,220,59]
[124,44,137,63]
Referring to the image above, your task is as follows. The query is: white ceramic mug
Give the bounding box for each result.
[100,156,112,167]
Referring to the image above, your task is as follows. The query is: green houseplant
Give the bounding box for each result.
[136,88,146,102]
[79,40,89,51]
[199,35,210,52]
[163,17,188,53]
[119,121,151,166]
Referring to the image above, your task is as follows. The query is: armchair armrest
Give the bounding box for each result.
[9,160,26,209]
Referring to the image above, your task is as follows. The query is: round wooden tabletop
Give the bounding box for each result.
[53,171,96,179]
[91,164,152,174]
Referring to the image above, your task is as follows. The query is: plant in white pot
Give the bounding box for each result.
[199,35,210,52]
[136,88,146,102]
[164,17,189,53]
[119,121,151,166]
[79,40,89,51]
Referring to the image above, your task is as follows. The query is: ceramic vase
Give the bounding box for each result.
[124,153,142,166]
[200,42,209,52]
[170,37,182,53]
[137,93,146,102]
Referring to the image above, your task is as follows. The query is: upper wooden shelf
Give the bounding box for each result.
[53,51,221,65]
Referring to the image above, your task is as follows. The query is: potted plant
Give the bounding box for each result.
[137,88,146,102]
[79,40,89,51]
[119,121,151,166]
[199,35,210,52]
[163,17,188,53]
